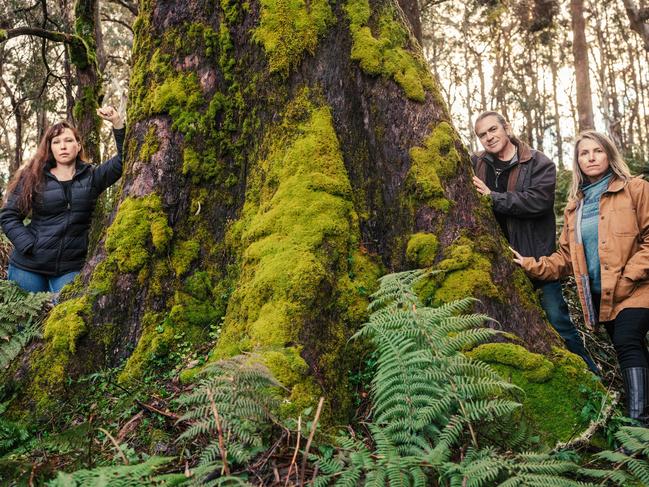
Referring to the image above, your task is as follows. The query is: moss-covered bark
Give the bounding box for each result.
[7,0,577,431]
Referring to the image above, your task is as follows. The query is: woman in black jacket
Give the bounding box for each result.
[0,106,124,293]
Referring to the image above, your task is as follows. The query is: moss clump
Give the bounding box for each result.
[33,297,91,407]
[119,272,219,383]
[253,0,335,75]
[467,343,604,446]
[406,121,461,211]
[406,233,439,267]
[104,195,172,274]
[415,236,499,306]
[139,124,160,162]
[142,72,204,136]
[344,0,435,101]
[214,92,379,419]
[0,30,7,42]
[171,240,201,277]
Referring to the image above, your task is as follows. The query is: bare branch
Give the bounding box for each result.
[1,26,78,45]
[100,14,133,33]
[107,0,138,16]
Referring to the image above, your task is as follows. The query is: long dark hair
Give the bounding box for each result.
[4,121,86,215]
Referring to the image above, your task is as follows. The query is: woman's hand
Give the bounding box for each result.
[509,246,525,266]
[97,106,124,129]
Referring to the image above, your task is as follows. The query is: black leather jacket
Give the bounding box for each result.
[0,128,125,276]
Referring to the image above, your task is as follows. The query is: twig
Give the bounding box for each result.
[299,397,325,486]
[98,427,129,465]
[136,400,182,421]
[207,388,230,476]
[117,411,144,442]
[285,416,301,486]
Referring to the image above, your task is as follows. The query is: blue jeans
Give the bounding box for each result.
[8,264,79,294]
[538,280,600,374]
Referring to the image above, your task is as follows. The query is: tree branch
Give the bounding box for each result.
[100,14,133,33]
[1,26,78,45]
[107,0,138,16]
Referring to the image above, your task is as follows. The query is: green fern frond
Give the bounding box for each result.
[46,456,175,486]
[0,280,51,370]
[175,354,279,471]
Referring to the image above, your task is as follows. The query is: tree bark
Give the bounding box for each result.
[570,0,595,131]
[18,0,562,421]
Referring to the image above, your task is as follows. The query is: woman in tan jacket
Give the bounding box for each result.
[512,131,649,426]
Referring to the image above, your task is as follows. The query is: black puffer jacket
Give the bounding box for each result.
[0,128,125,276]
[471,139,557,260]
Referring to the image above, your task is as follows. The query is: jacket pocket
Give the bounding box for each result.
[614,276,637,303]
[611,208,640,237]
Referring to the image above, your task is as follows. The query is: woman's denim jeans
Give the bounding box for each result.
[8,264,79,294]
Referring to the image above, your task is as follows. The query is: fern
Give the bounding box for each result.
[45,456,184,486]
[0,280,51,369]
[314,269,525,484]
[175,354,280,484]
[594,426,649,485]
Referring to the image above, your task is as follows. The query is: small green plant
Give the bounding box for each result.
[0,280,51,369]
[45,456,184,486]
[175,354,280,484]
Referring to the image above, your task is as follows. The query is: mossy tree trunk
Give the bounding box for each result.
[18,0,564,420]
[71,0,103,163]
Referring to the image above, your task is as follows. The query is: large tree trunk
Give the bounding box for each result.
[21,0,562,421]
[570,0,595,131]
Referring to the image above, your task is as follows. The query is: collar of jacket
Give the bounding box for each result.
[565,176,627,211]
[45,157,91,181]
[475,138,534,165]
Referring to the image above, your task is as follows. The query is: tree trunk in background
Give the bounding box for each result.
[71,0,102,163]
[397,0,422,44]
[570,0,595,131]
[16,0,562,422]
[550,55,564,169]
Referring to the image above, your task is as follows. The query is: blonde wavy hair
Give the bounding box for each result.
[569,130,632,201]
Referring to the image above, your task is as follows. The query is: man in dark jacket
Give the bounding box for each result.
[472,110,598,374]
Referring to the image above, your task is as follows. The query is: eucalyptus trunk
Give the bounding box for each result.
[17,0,566,422]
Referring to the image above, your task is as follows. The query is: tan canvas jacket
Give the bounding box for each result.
[521,176,649,329]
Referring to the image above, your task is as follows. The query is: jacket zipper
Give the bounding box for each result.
[54,180,72,275]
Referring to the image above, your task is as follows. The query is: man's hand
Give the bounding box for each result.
[472,175,491,196]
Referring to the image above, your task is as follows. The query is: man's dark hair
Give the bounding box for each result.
[474,111,521,146]
[474,110,508,129]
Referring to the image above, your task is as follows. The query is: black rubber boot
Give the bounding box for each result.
[622,367,649,426]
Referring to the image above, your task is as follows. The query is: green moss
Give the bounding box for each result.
[119,273,219,383]
[213,92,379,419]
[32,297,91,408]
[415,236,499,306]
[0,30,7,43]
[406,121,462,211]
[72,86,100,137]
[406,233,439,267]
[143,73,203,135]
[139,125,160,162]
[344,0,435,101]
[253,0,335,75]
[467,343,604,446]
[104,195,172,274]
[171,240,201,277]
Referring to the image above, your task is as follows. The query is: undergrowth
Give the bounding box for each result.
[0,270,647,485]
